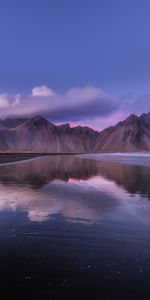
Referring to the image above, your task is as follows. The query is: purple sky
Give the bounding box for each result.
[0,0,150,130]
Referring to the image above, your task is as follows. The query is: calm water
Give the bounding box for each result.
[0,155,150,299]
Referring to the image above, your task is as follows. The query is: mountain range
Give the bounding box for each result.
[0,112,149,152]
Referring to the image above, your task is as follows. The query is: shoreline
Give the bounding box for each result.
[0,152,150,166]
[0,152,81,165]
[77,153,150,167]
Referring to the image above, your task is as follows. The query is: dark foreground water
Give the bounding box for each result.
[0,155,150,299]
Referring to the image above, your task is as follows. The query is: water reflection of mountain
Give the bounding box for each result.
[0,155,149,223]
[97,163,150,197]
[0,155,99,187]
[0,155,149,197]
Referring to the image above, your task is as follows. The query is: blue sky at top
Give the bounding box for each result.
[0,0,149,128]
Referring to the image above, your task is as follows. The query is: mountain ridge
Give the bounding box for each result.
[0,112,149,152]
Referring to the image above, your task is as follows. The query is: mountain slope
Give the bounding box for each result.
[95,112,150,152]
[0,116,99,152]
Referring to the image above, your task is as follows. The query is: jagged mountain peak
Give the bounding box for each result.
[124,114,138,122]
[118,114,138,127]
[139,111,150,128]
[24,115,53,128]
[30,115,49,125]
[57,123,70,129]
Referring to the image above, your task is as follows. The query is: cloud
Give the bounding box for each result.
[0,85,149,129]
[118,92,150,117]
[0,93,22,109]
[31,85,56,97]
[0,94,11,108]
[0,85,119,123]
[132,93,150,114]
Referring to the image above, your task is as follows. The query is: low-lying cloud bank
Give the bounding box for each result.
[0,85,119,122]
[0,85,149,130]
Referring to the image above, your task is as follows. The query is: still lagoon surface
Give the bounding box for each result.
[0,154,150,299]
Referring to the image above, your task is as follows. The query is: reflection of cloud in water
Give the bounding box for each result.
[0,175,149,224]
[0,176,122,223]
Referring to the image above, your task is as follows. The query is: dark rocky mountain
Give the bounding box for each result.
[95,113,150,152]
[0,112,149,152]
[95,112,150,152]
[0,115,99,152]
